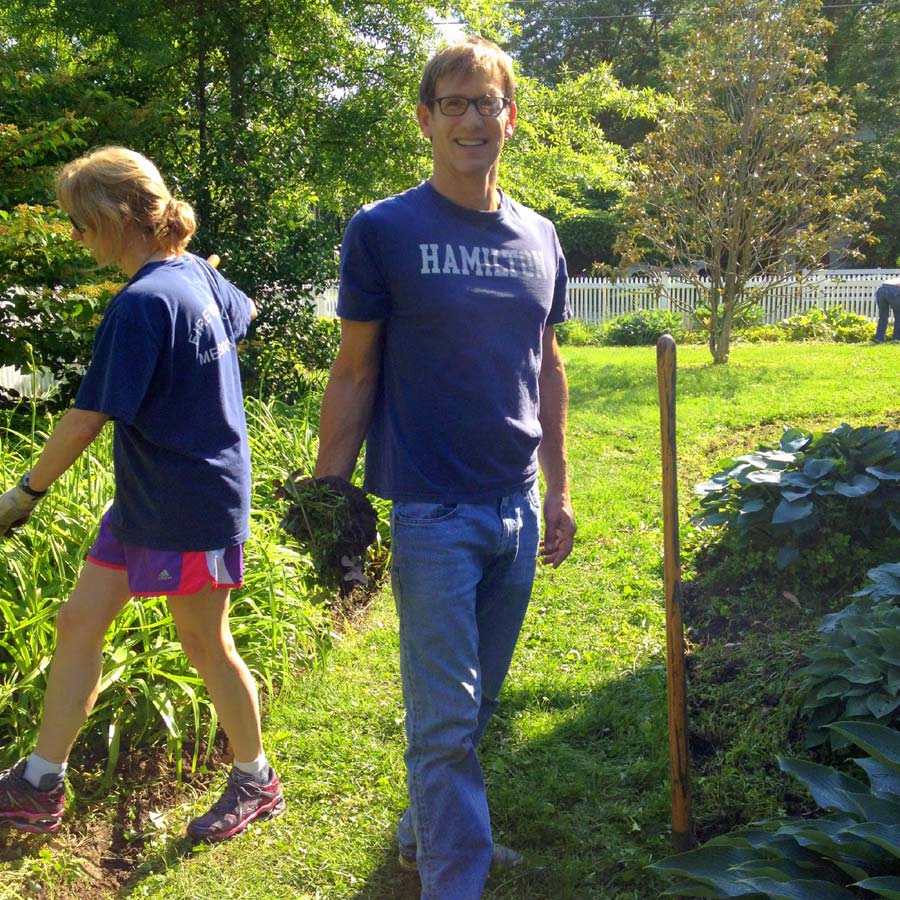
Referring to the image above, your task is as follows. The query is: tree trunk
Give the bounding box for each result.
[225,0,249,233]
[713,285,738,364]
[706,281,731,363]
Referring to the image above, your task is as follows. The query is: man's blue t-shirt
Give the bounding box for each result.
[75,254,252,550]
[338,181,570,503]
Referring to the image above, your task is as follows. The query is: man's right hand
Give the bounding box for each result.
[0,477,45,537]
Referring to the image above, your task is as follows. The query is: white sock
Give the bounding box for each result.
[24,753,67,790]
[233,752,269,783]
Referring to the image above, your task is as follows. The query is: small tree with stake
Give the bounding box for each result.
[615,0,882,364]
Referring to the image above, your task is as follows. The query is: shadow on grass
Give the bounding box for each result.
[344,666,675,900]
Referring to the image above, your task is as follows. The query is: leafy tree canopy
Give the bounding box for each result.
[505,0,683,90]
[615,0,882,364]
[825,0,900,266]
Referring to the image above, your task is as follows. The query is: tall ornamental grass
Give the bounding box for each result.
[0,397,329,779]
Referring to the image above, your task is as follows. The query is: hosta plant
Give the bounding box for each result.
[652,720,900,898]
[798,564,900,749]
[693,424,900,570]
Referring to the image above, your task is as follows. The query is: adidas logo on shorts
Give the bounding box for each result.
[157,569,173,580]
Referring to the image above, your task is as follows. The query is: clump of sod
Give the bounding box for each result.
[275,473,378,596]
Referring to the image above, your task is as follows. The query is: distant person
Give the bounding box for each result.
[874,276,900,343]
[0,146,283,842]
[314,37,576,899]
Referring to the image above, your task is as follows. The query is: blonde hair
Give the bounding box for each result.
[419,36,516,107]
[55,146,196,256]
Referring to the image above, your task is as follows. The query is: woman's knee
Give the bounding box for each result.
[178,628,236,672]
[55,598,112,646]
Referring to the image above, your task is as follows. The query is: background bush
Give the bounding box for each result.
[554,318,605,346]
[239,282,341,403]
[600,308,684,345]
[779,305,876,343]
[557,303,876,349]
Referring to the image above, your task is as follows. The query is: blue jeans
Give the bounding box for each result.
[874,284,900,342]
[391,483,540,900]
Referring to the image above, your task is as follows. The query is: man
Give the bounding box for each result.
[874,277,900,343]
[314,37,576,899]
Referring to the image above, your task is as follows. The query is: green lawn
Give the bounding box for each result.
[1,342,898,899]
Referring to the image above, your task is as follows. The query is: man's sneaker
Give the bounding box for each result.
[0,759,65,834]
[398,843,523,873]
[187,766,284,842]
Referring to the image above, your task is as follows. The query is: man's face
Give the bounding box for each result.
[416,69,516,188]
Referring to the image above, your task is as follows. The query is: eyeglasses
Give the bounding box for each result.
[68,215,86,233]
[431,95,511,117]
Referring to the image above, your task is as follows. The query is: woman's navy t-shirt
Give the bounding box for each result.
[75,253,252,551]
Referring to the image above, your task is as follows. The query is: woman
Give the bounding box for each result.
[0,146,283,842]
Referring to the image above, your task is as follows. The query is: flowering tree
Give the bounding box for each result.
[615,0,882,363]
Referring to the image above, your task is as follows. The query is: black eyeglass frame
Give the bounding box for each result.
[430,95,512,117]
[68,214,87,233]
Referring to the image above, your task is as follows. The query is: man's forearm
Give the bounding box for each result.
[538,347,575,566]
[314,318,383,480]
[538,356,570,496]
[314,373,377,480]
[28,408,109,492]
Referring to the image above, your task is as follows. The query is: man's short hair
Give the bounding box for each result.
[419,37,516,106]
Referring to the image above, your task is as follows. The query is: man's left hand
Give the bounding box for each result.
[539,490,575,567]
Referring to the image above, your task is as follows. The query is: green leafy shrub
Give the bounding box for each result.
[779,306,876,343]
[601,308,684,346]
[0,116,88,209]
[0,205,95,289]
[798,564,900,749]
[0,203,121,404]
[693,424,900,572]
[653,720,900,898]
[738,324,786,343]
[1,281,120,405]
[240,282,340,402]
[554,318,604,346]
[554,207,619,275]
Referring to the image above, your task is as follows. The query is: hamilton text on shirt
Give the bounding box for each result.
[419,243,548,279]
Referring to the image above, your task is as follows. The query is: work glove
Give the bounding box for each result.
[0,474,47,537]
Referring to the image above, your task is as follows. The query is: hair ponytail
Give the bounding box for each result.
[56,146,197,257]
[154,197,196,254]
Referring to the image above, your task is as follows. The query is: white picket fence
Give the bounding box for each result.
[314,268,899,324]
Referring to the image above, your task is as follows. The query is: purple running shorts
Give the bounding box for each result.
[87,511,243,597]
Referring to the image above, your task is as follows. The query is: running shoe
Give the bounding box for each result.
[0,759,65,833]
[187,766,284,842]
